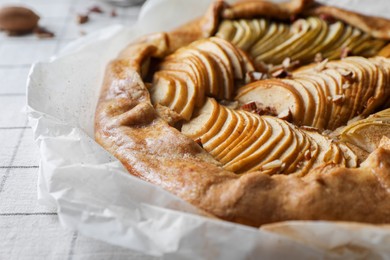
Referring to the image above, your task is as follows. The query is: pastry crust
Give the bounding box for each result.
[95,0,390,227]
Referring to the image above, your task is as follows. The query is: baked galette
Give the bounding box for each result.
[95,0,390,227]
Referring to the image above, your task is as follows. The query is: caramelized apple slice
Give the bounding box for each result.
[246,116,298,174]
[158,58,205,107]
[369,57,390,111]
[321,69,350,130]
[169,76,189,116]
[215,109,257,160]
[181,98,219,139]
[150,72,175,108]
[191,39,234,79]
[339,109,390,153]
[219,111,263,164]
[174,48,221,98]
[224,115,281,172]
[293,74,329,129]
[251,22,290,62]
[216,20,237,43]
[332,59,367,121]
[210,109,246,157]
[210,37,249,80]
[322,24,353,59]
[281,78,315,126]
[199,102,228,144]
[290,17,328,63]
[204,106,238,151]
[236,79,304,124]
[338,142,358,168]
[303,130,344,168]
[258,19,311,63]
[284,126,316,175]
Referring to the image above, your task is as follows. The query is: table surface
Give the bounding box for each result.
[0,0,158,259]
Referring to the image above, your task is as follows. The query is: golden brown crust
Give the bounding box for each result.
[305,4,390,40]
[95,0,390,227]
[222,0,390,40]
[222,0,314,20]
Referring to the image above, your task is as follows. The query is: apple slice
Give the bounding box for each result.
[175,48,220,98]
[158,58,205,107]
[215,20,236,43]
[219,111,263,164]
[215,109,257,160]
[210,37,245,80]
[360,57,388,116]
[283,125,315,175]
[306,21,344,62]
[151,70,195,121]
[199,102,228,144]
[332,59,367,122]
[257,18,311,64]
[304,130,345,167]
[204,106,238,152]
[230,20,245,48]
[150,72,175,108]
[168,75,188,116]
[339,110,390,153]
[191,39,234,79]
[224,114,282,173]
[281,78,315,126]
[321,69,350,130]
[322,24,353,59]
[210,109,246,157]
[290,17,328,63]
[244,19,267,50]
[294,76,326,129]
[236,79,304,125]
[246,116,298,174]
[251,22,290,63]
[293,73,330,129]
[338,142,358,168]
[285,17,325,62]
[181,98,220,139]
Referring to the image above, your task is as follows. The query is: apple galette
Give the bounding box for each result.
[95,0,390,227]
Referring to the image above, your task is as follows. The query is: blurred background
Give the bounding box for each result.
[0,1,160,259]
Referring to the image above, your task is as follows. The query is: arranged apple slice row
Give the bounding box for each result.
[181,98,357,175]
[216,16,388,66]
[236,56,390,130]
[150,37,255,121]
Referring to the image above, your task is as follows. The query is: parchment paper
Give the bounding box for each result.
[27,0,390,259]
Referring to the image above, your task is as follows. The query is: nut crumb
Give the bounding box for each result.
[246,71,267,83]
[88,5,104,14]
[342,82,351,90]
[332,94,345,104]
[341,70,355,83]
[111,9,117,17]
[241,101,257,112]
[314,53,323,63]
[315,58,328,72]
[271,69,290,78]
[301,126,320,132]
[340,47,351,59]
[77,14,89,24]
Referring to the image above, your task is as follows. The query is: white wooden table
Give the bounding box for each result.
[0,0,158,259]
